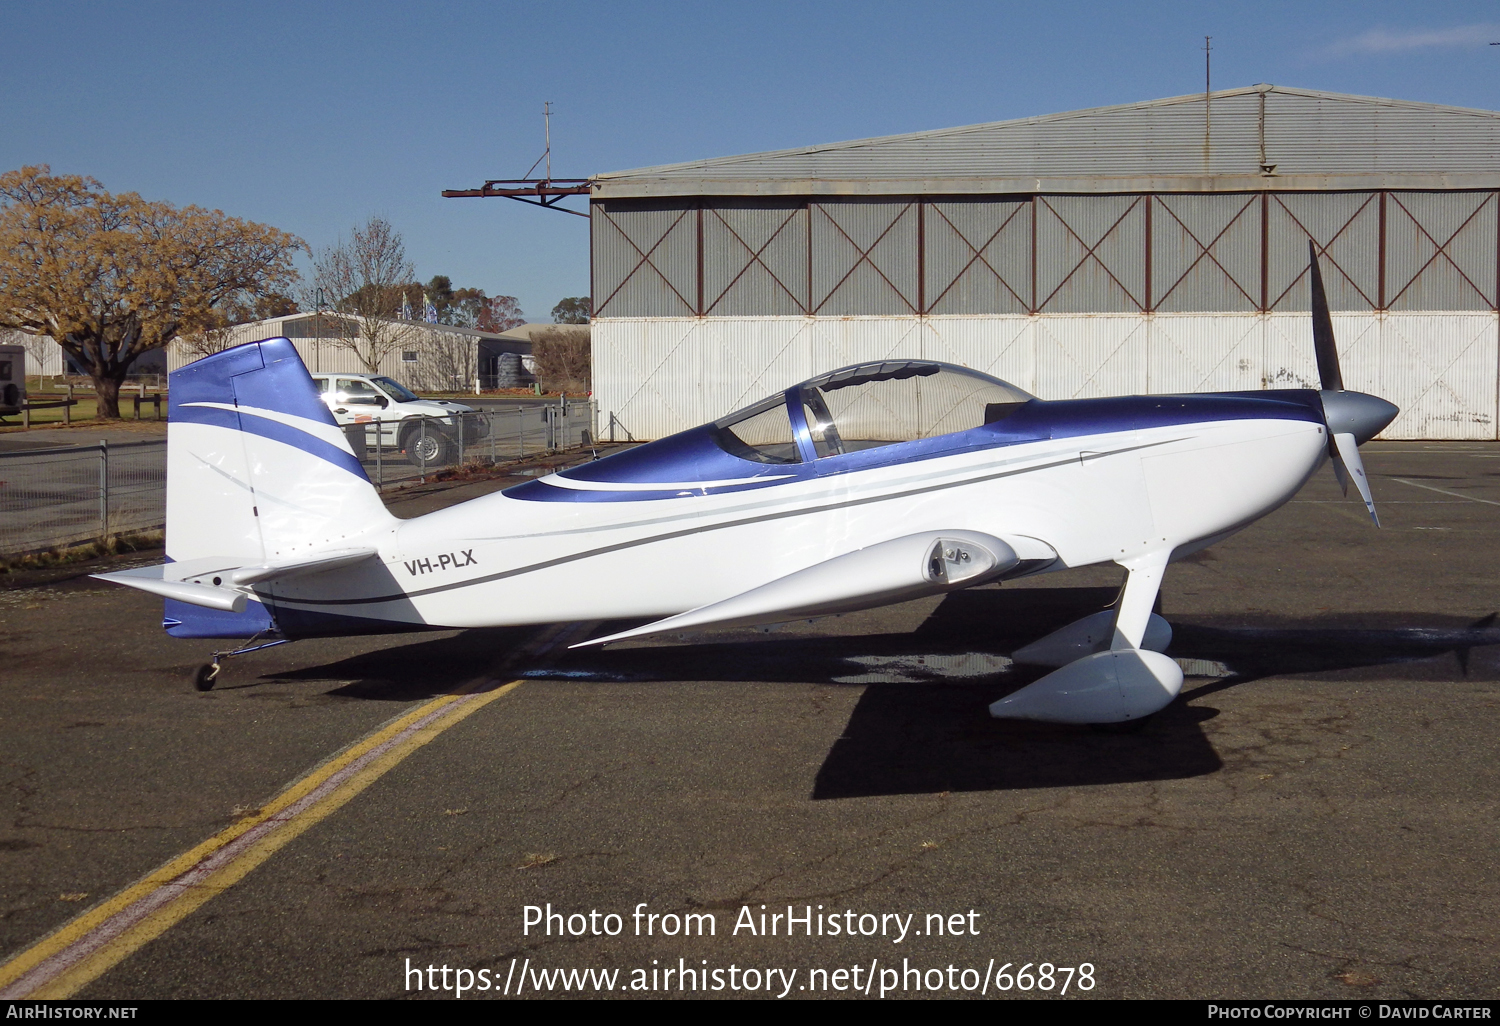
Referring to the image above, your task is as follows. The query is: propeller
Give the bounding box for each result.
[1307,240,1398,526]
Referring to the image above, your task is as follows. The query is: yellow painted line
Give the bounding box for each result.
[0,680,523,999]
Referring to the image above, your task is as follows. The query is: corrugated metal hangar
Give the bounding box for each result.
[588,85,1500,440]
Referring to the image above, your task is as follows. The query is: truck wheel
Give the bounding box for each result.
[402,426,451,467]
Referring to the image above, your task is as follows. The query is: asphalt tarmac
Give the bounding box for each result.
[1,442,1497,1000]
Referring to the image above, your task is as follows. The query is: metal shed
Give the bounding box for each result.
[588,85,1500,440]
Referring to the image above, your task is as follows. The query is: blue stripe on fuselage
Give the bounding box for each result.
[506,391,1323,503]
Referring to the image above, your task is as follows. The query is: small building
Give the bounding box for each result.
[165,314,534,392]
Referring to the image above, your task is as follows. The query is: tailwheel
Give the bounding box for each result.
[189,630,288,692]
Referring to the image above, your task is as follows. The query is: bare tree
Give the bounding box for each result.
[413,328,478,393]
[531,326,591,394]
[311,216,420,374]
[3,328,58,378]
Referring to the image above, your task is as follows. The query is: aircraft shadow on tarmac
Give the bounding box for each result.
[270,587,1500,797]
[549,587,1500,798]
[267,626,539,700]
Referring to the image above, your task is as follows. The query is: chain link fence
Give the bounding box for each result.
[0,440,166,555]
[345,400,598,488]
[0,401,599,556]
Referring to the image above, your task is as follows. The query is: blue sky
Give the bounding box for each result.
[3,1,1498,321]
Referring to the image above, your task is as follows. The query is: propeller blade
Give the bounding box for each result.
[1333,431,1379,526]
[1330,451,1350,496]
[1309,240,1343,392]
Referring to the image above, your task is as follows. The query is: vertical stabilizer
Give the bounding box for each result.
[163,338,395,635]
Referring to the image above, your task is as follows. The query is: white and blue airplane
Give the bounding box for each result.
[98,249,1396,725]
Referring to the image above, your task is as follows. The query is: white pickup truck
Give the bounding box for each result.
[311,373,486,466]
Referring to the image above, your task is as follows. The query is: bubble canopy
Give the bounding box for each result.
[712,360,1035,465]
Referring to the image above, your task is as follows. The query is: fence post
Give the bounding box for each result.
[64,384,72,426]
[98,439,109,538]
[518,408,525,458]
[457,412,465,468]
[374,417,383,490]
[419,416,427,483]
[489,411,496,465]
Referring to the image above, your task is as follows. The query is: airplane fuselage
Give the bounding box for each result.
[253,391,1329,638]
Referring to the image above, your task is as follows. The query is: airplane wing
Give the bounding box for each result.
[575,531,1055,648]
[93,547,379,611]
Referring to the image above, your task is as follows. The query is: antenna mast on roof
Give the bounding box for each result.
[442,100,590,216]
[1203,36,1213,170]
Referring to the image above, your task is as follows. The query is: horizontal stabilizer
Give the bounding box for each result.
[92,565,246,613]
[95,547,378,611]
[576,531,1027,648]
[230,547,379,586]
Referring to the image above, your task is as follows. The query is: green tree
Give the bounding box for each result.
[551,296,591,324]
[0,166,305,417]
[424,275,455,319]
[400,276,525,332]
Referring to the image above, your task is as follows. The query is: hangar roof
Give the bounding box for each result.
[592,85,1500,198]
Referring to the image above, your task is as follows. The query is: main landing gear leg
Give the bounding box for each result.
[1010,556,1173,668]
[1110,551,1168,652]
[194,631,288,692]
[992,550,1183,725]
